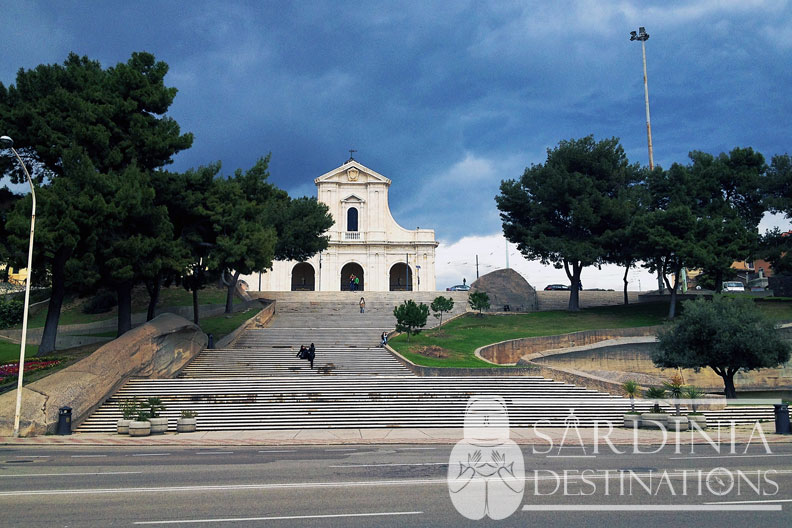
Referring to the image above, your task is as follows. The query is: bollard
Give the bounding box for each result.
[56,406,72,435]
[774,404,791,435]
[208,333,214,349]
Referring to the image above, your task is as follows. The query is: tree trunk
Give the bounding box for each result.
[145,274,161,322]
[722,371,737,399]
[192,286,200,325]
[663,266,680,319]
[116,282,133,337]
[622,263,630,305]
[714,269,723,293]
[225,270,241,314]
[564,260,582,312]
[37,248,69,356]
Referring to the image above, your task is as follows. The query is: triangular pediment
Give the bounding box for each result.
[314,159,392,185]
[341,194,365,203]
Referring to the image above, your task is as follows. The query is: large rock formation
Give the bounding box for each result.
[0,313,206,436]
[470,268,538,312]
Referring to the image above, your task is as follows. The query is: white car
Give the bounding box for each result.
[722,281,745,292]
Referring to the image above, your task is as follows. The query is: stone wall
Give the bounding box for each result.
[536,290,642,311]
[477,327,661,365]
[0,313,206,436]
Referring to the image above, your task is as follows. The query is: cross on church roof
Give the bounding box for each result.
[347,148,357,162]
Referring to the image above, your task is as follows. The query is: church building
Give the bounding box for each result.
[242,158,438,291]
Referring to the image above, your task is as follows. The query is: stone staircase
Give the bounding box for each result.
[75,292,787,432]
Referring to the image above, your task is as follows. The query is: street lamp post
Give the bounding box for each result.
[630,26,654,170]
[0,136,36,437]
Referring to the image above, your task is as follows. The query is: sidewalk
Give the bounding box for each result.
[2,425,790,446]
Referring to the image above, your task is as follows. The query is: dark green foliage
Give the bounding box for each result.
[497,136,640,311]
[81,291,117,315]
[0,297,23,328]
[430,296,454,325]
[654,296,791,398]
[759,227,792,276]
[468,291,490,315]
[393,300,429,342]
[763,153,792,216]
[644,387,666,413]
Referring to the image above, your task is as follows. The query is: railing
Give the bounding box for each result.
[344,231,362,241]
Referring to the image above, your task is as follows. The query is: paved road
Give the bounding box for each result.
[1,443,791,527]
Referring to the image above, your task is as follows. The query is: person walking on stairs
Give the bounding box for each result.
[359,297,366,313]
[380,331,388,347]
[308,343,316,369]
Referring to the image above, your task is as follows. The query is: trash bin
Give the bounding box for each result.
[774,404,791,435]
[56,406,72,435]
[208,333,214,349]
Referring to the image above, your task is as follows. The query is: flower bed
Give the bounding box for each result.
[0,359,61,383]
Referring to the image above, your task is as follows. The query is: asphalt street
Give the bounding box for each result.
[1,442,791,527]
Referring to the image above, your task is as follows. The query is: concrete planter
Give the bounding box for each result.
[177,417,197,433]
[129,420,151,437]
[667,415,689,431]
[688,414,708,429]
[117,419,131,435]
[640,413,668,429]
[623,414,642,428]
[149,417,168,434]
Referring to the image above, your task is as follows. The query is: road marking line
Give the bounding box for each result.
[132,453,170,457]
[521,505,782,512]
[330,462,447,468]
[71,455,107,458]
[670,454,792,460]
[195,451,233,455]
[9,456,50,458]
[258,450,297,453]
[0,471,142,478]
[133,511,424,525]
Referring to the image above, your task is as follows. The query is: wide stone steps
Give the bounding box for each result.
[76,376,659,432]
[180,347,413,377]
[233,329,386,348]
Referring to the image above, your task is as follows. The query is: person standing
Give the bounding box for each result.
[359,297,366,313]
[380,331,388,347]
[354,275,360,290]
[308,343,315,369]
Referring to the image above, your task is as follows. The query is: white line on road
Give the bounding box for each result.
[132,453,171,457]
[670,454,792,460]
[330,462,447,468]
[521,505,782,511]
[133,511,424,525]
[194,451,233,455]
[258,450,297,453]
[0,471,142,478]
[9,455,50,458]
[70,455,107,458]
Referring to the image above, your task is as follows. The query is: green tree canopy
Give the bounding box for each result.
[653,296,790,399]
[496,135,640,311]
[468,291,490,315]
[393,299,429,342]
[430,296,454,326]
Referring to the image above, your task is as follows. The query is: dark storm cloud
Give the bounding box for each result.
[2,1,791,244]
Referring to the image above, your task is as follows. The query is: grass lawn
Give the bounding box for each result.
[0,340,38,363]
[390,299,792,368]
[198,307,257,340]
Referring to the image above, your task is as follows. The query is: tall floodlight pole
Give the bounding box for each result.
[630,26,654,170]
[1,136,36,437]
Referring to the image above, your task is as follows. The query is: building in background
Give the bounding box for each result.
[242,158,438,292]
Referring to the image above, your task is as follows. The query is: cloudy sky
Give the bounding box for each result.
[2,1,790,289]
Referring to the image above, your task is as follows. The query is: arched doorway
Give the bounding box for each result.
[291,263,315,291]
[389,263,412,291]
[340,262,364,291]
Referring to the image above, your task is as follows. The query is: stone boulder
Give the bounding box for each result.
[470,269,538,312]
[0,313,206,436]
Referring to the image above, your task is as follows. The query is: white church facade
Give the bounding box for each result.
[242,158,438,292]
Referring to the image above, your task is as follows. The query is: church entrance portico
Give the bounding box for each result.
[291,262,316,291]
[340,262,365,291]
[389,262,412,291]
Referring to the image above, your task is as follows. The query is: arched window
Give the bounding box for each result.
[347,207,358,232]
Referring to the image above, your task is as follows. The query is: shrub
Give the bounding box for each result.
[180,410,198,418]
[82,291,117,314]
[0,297,23,328]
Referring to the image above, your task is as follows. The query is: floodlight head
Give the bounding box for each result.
[630,30,637,40]
[0,135,13,148]
[639,26,646,34]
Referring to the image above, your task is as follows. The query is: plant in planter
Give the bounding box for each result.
[621,380,641,428]
[683,385,707,428]
[143,397,168,434]
[129,410,152,437]
[641,387,668,429]
[177,410,198,433]
[663,373,685,416]
[116,397,139,434]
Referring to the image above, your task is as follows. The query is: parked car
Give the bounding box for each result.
[544,284,570,291]
[722,281,746,292]
[447,284,471,291]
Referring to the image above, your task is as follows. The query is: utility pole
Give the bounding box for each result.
[476,254,479,279]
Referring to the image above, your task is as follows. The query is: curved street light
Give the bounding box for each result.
[0,135,36,437]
